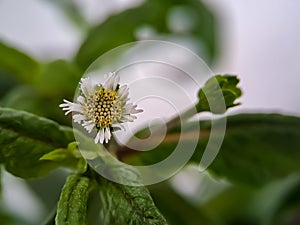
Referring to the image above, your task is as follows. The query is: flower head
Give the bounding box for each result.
[60,72,143,144]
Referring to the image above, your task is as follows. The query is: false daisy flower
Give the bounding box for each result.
[60,72,143,144]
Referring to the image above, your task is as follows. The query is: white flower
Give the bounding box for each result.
[59,72,143,144]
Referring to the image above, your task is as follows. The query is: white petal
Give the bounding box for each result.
[59,99,83,115]
[73,114,86,123]
[118,85,129,100]
[112,73,120,90]
[103,73,115,90]
[94,130,101,144]
[123,103,143,115]
[59,99,72,108]
[104,127,111,143]
[84,123,95,133]
[118,85,127,95]
[80,77,94,97]
[122,114,137,122]
[99,129,105,144]
[112,124,125,131]
[77,96,86,104]
[82,120,95,133]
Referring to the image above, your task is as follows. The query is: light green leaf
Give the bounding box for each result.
[196,75,242,114]
[121,114,300,186]
[40,142,87,174]
[0,107,83,178]
[56,174,91,225]
[0,41,40,83]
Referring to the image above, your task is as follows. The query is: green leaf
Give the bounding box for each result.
[97,175,168,225]
[0,107,83,178]
[121,114,300,187]
[40,142,87,174]
[0,71,19,98]
[196,75,242,114]
[75,0,217,70]
[35,59,82,98]
[76,140,168,224]
[0,41,40,83]
[56,174,91,225]
[271,178,300,225]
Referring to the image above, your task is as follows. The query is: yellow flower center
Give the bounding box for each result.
[84,88,122,129]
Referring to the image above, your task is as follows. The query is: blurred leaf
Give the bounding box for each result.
[44,210,56,225]
[1,86,49,115]
[0,41,40,83]
[201,184,258,225]
[35,59,82,98]
[149,181,216,225]
[44,0,89,31]
[27,170,69,212]
[0,167,1,194]
[271,178,300,225]
[75,0,217,70]
[0,209,32,225]
[1,85,72,125]
[56,174,91,225]
[97,175,168,225]
[121,114,300,187]
[196,75,242,114]
[0,107,83,178]
[201,176,300,225]
[0,71,19,98]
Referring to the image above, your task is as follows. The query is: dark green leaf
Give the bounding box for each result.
[97,175,168,225]
[121,114,300,187]
[75,0,217,70]
[0,71,19,98]
[196,75,242,114]
[73,136,168,224]
[56,174,91,225]
[0,209,32,225]
[201,176,300,225]
[0,41,40,83]
[0,107,83,178]
[149,181,215,225]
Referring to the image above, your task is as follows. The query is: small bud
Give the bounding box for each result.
[196,75,242,114]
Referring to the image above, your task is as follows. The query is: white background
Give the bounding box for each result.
[0,0,299,115]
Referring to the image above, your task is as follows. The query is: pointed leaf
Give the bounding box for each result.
[97,175,168,225]
[196,75,242,114]
[56,174,91,225]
